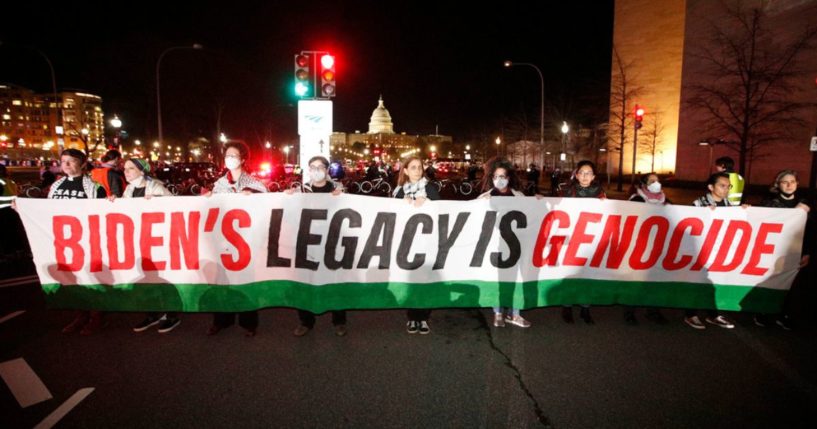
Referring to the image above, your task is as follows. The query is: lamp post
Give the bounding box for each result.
[156,44,203,145]
[110,115,122,150]
[560,121,569,168]
[698,139,726,178]
[495,137,501,156]
[504,60,544,169]
[0,41,61,145]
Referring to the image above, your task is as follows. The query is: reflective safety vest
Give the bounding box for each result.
[727,171,745,206]
[90,167,123,197]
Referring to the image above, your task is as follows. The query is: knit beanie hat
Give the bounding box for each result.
[129,158,151,174]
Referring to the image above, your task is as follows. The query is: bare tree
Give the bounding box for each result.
[609,45,644,191]
[687,1,817,181]
[640,111,665,173]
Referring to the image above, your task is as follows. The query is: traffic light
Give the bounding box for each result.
[319,53,336,98]
[634,105,645,130]
[294,54,311,97]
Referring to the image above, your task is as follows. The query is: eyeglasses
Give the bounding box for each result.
[493,175,508,180]
[309,165,326,172]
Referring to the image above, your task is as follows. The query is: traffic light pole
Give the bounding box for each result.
[632,124,639,185]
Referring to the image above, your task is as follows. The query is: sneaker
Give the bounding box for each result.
[775,316,792,331]
[505,315,531,328]
[580,307,594,325]
[406,321,419,334]
[334,324,347,337]
[493,313,506,327]
[293,325,311,337]
[157,317,181,334]
[753,315,768,328]
[705,315,735,329]
[624,311,638,325]
[62,313,89,334]
[561,307,574,324]
[133,315,163,333]
[418,320,431,335]
[684,316,706,330]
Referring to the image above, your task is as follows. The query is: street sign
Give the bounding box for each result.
[810,136,817,152]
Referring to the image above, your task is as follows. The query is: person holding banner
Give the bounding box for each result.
[117,158,182,334]
[291,156,348,337]
[478,157,531,328]
[685,172,741,329]
[48,149,108,335]
[625,173,670,325]
[393,156,440,334]
[754,169,811,330]
[206,142,267,337]
[559,160,606,324]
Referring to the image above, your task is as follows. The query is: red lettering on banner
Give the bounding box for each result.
[741,223,783,276]
[106,213,135,270]
[589,215,637,268]
[140,212,166,270]
[170,211,200,270]
[662,217,704,271]
[709,221,752,272]
[533,210,570,267]
[630,216,670,270]
[691,219,723,271]
[564,212,602,266]
[88,215,103,272]
[53,215,84,272]
[221,209,251,271]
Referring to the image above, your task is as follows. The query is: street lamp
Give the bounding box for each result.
[283,145,291,163]
[156,43,203,145]
[110,115,122,149]
[698,139,726,177]
[560,121,569,167]
[504,60,545,169]
[495,137,501,156]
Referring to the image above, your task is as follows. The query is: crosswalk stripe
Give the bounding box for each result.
[0,358,53,408]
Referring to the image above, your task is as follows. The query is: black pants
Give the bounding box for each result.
[407,309,431,322]
[685,309,717,318]
[212,311,258,330]
[297,310,346,328]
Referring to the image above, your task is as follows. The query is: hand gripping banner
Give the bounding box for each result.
[16,194,806,313]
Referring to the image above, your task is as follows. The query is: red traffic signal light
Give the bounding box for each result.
[634,105,645,129]
[320,53,336,98]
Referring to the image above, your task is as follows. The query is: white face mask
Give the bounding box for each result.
[647,181,662,193]
[225,157,241,170]
[310,170,326,183]
[129,175,145,187]
[493,178,509,190]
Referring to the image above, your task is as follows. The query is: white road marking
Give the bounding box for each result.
[34,388,95,429]
[0,310,25,325]
[0,358,53,408]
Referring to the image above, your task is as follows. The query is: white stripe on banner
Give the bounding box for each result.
[0,310,25,325]
[34,388,95,429]
[0,358,53,408]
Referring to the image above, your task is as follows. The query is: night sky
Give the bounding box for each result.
[1,1,614,147]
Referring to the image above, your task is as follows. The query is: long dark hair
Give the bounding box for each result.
[480,157,519,192]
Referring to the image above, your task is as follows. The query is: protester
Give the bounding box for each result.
[525,163,540,195]
[684,172,741,329]
[754,169,811,330]
[477,157,531,328]
[624,173,670,325]
[206,142,267,337]
[714,156,744,206]
[550,167,562,196]
[559,160,606,324]
[393,156,440,334]
[118,158,181,334]
[290,156,348,337]
[90,149,126,198]
[48,149,108,335]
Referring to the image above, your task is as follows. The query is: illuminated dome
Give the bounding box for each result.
[368,96,395,134]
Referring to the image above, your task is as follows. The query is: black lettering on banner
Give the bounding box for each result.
[325,209,362,270]
[434,213,470,270]
[266,209,291,268]
[397,213,433,270]
[470,211,497,267]
[295,209,328,270]
[491,211,527,268]
[357,212,396,269]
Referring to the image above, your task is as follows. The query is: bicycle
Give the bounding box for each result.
[360,176,391,195]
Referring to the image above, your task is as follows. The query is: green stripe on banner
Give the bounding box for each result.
[40,279,786,314]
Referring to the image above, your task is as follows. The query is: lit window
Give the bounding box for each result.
[12,100,21,106]
[2,114,9,120]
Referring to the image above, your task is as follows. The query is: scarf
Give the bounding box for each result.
[636,186,665,204]
[401,177,428,200]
